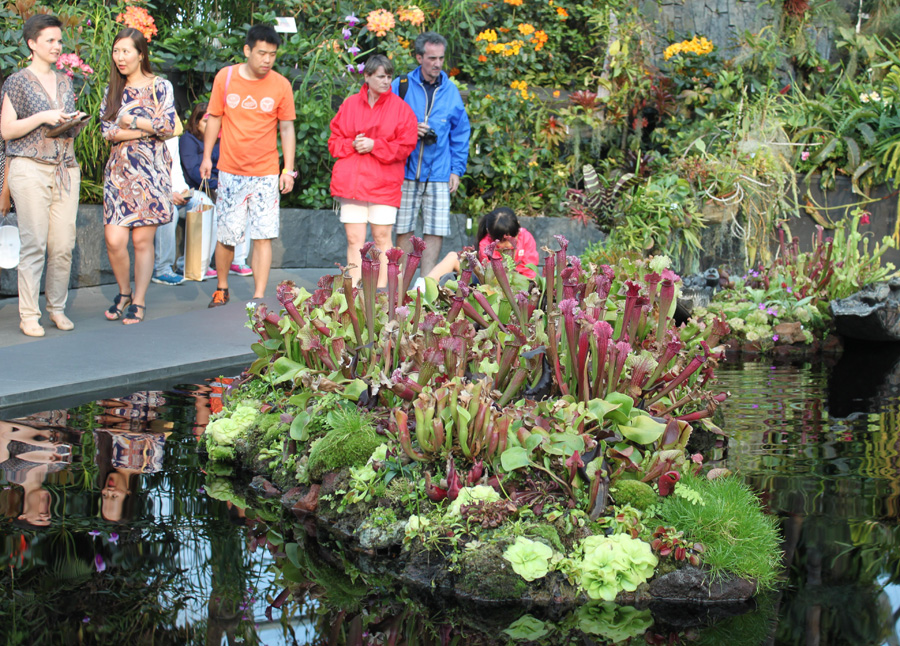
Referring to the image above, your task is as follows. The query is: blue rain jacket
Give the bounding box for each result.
[391,67,470,183]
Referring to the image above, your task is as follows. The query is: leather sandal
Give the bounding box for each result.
[105,293,132,321]
[122,303,145,325]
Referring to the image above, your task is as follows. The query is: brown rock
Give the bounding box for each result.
[250,476,281,498]
[649,565,756,602]
[773,321,804,344]
[292,484,321,514]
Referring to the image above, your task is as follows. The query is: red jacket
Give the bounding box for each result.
[329,85,418,207]
[478,227,539,279]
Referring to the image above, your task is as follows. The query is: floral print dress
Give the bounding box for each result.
[100,78,176,227]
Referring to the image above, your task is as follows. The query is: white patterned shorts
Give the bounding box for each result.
[396,179,451,236]
[215,171,280,244]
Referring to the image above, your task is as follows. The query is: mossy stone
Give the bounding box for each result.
[611,479,658,511]
[456,543,529,601]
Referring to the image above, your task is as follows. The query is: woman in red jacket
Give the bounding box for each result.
[329,54,418,287]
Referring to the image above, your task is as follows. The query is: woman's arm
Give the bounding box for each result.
[368,101,419,164]
[0,93,67,142]
[327,102,357,159]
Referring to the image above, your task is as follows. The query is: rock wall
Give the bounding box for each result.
[0,209,605,296]
[639,0,776,54]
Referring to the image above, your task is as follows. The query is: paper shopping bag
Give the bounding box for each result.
[184,199,214,281]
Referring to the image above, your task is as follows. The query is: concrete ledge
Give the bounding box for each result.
[0,209,605,296]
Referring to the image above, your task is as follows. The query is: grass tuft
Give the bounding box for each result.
[656,472,782,590]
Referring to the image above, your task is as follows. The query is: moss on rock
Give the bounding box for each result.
[307,408,386,481]
[456,543,529,601]
[611,479,658,511]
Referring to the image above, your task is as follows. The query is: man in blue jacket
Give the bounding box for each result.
[392,32,470,276]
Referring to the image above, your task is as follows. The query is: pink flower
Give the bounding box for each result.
[801,150,810,161]
[860,212,871,225]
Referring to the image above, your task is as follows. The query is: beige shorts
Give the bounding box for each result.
[339,198,397,226]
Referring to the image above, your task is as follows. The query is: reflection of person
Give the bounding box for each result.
[329,54,418,288]
[0,420,71,527]
[423,206,538,282]
[392,32,470,277]
[94,428,165,523]
[100,28,176,325]
[201,24,296,307]
[179,103,251,279]
[0,14,86,337]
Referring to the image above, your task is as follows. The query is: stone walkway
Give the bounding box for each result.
[0,268,332,416]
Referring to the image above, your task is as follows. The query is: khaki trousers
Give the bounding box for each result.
[8,157,81,321]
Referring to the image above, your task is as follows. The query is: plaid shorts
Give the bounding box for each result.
[395,179,451,236]
[215,171,280,244]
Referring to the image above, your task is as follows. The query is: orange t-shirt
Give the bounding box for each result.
[207,65,296,177]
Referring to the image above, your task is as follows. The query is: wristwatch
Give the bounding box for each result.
[281,169,298,178]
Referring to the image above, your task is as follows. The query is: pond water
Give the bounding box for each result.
[3,347,900,645]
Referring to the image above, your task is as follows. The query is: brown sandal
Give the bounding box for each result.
[105,293,132,321]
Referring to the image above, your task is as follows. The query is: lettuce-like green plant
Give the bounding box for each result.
[446,485,500,517]
[204,404,261,461]
[577,534,658,601]
[503,536,554,582]
[576,604,653,641]
[503,614,550,641]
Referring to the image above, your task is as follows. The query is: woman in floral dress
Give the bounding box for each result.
[100,27,175,324]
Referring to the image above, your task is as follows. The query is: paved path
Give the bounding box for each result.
[0,268,332,416]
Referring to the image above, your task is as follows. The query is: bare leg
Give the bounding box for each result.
[370,223,394,288]
[104,224,133,296]
[131,225,158,307]
[426,251,460,280]
[420,234,443,277]
[250,238,272,299]
[215,242,235,291]
[344,222,368,286]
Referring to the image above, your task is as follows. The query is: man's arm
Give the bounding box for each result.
[278,120,295,194]
[447,94,471,195]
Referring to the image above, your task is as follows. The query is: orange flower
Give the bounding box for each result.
[498,26,510,33]
[532,30,548,51]
[504,0,524,6]
[366,9,395,37]
[552,90,560,97]
[556,6,568,18]
[397,5,425,26]
[115,5,158,41]
[449,67,460,76]
[478,54,487,62]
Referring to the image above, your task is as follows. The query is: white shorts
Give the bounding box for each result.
[216,171,280,244]
[338,198,397,226]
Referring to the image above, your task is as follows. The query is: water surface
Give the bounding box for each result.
[3,350,900,645]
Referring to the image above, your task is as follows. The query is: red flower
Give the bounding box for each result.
[860,212,871,225]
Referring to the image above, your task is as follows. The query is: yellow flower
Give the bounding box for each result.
[504,0,524,6]
[397,5,425,26]
[664,35,714,60]
[552,90,560,97]
[476,29,498,42]
[366,9,395,37]
[518,23,535,35]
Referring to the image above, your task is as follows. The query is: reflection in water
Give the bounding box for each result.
[3,364,900,643]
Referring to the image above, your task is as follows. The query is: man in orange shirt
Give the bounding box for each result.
[200,24,296,307]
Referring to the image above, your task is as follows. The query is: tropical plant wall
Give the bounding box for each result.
[2,0,900,264]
